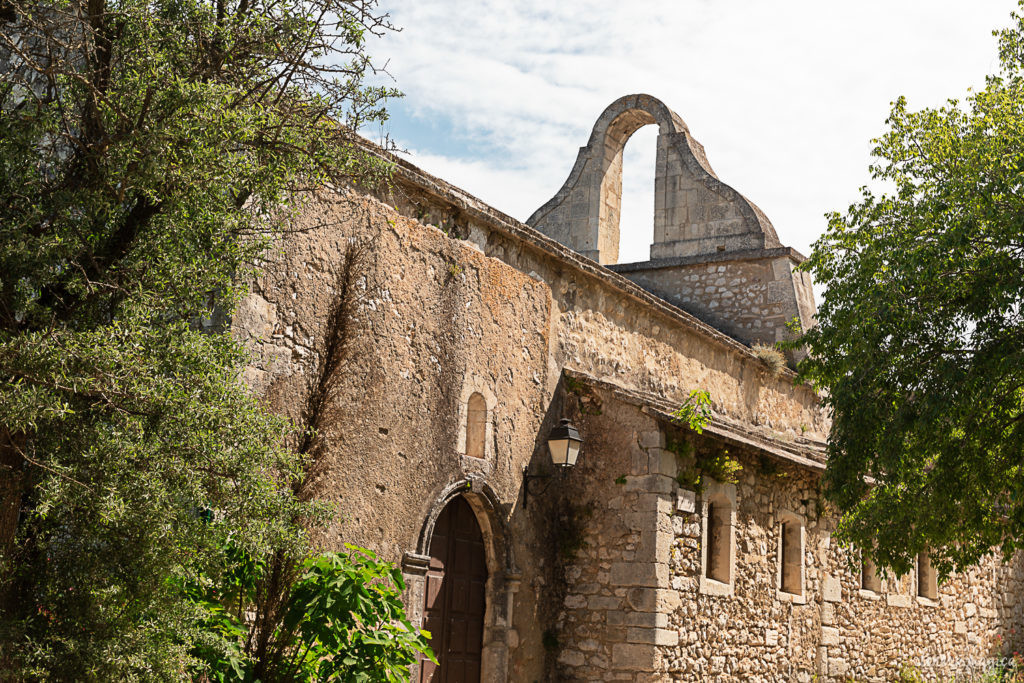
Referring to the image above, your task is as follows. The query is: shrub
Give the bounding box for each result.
[751,343,786,375]
[184,544,435,681]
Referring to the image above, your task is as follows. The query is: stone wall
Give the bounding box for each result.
[545,384,678,681]
[235,189,559,680]
[611,248,817,349]
[663,450,1024,682]
[549,382,1024,682]
[528,94,816,355]
[232,154,829,679]
[230,132,1022,681]
[377,151,828,442]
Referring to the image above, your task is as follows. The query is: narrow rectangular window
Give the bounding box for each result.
[917,552,937,600]
[705,502,730,584]
[862,556,881,593]
[698,483,736,597]
[780,520,802,595]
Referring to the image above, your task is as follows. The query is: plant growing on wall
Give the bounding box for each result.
[0,0,408,677]
[670,439,743,491]
[751,343,786,375]
[668,391,742,490]
[799,2,1024,577]
[670,389,712,433]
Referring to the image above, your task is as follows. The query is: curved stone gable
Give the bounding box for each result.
[527,93,780,266]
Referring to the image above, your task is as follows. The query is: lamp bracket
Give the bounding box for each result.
[523,466,567,509]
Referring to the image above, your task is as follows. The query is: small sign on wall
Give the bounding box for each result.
[676,488,696,514]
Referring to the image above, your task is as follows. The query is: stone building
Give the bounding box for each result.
[234,94,1024,681]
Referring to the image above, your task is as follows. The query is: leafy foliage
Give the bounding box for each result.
[0,0,404,677]
[667,391,742,490]
[697,448,743,486]
[799,4,1024,577]
[670,389,712,434]
[184,544,435,682]
[670,437,743,491]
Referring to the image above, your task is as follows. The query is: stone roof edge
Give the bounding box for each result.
[608,246,808,274]
[561,368,828,473]
[356,138,800,377]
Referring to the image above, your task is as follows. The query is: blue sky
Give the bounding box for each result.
[367,0,1017,266]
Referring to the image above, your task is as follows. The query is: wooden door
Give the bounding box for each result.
[420,496,487,683]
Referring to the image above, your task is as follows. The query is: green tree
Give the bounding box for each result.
[0,0,410,678]
[800,4,1024,578]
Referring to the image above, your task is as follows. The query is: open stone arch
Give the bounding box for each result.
[527,93,781,265]
[402,477,518,682]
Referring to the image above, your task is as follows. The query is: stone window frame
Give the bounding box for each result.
[456,377,496,465]
[698,480,736,597]
[858,551,882,601]
[465,392,488,458]
[916,550,939,607]
[885,569,913,608]
[774,508,806,604]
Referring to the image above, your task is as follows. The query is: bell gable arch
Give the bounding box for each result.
[527,93,780,265]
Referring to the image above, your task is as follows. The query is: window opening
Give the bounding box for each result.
[466,392,486,459]
[705,501,731,583]
[861,556,882,593]
[616,125,657,264]
[780,520,802,595]
[917,551,937,600]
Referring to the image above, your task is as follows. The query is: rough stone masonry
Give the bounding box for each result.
[233,94,1024,681]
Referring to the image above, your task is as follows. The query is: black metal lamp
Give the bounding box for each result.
[546,418,582,467]
[523,418,583,508]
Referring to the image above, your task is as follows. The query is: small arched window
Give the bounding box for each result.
[466,392,487,459]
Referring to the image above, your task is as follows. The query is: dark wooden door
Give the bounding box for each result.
[420,496,487,683]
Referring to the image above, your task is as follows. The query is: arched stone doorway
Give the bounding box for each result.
[419,495,487,682]
[403,478,518,683]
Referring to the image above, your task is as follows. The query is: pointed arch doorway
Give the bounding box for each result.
[419,495,487,682]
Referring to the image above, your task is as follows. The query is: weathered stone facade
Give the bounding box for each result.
[527,95,816,352]
[233,95,1024,681]
[552,379,1024,681]
[610,248,816,352]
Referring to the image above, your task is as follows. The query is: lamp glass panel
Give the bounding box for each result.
[565,440,581,467]
[548,438,569,466]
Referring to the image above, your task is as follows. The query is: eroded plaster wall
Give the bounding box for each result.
[234,189,558,679]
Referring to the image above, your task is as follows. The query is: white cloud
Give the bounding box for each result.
[373,0,1018,264]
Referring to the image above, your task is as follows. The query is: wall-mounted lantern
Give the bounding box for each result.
[523,418,583,508]
[546,418,582,467]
